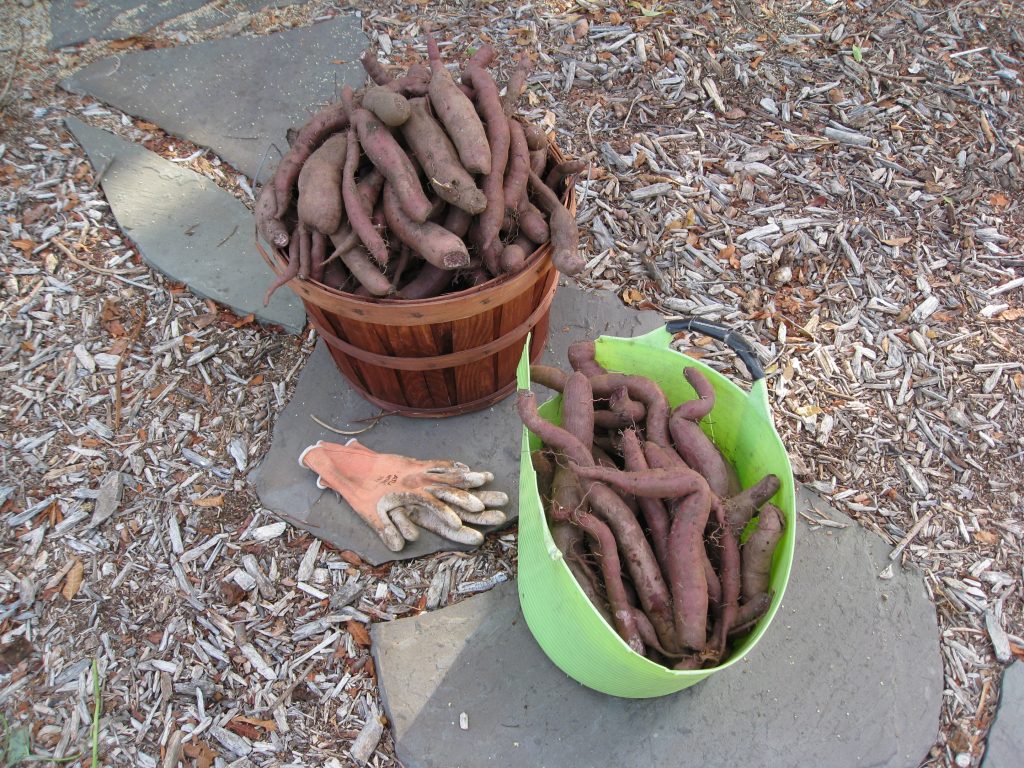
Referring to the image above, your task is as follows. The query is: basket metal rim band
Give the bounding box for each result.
[310,269,557,371]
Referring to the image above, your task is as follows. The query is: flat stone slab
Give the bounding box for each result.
[372,485,943,768]
[983,662,1023,768]
[61,17,366,181]
[65,116,304,333]
[249,281,663,564]
[49,1,298,49]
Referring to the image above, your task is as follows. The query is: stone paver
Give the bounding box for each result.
[982,662,1023,768]
[50,0,300,49]
[371,484,944,768]
[65,116,305,333]
[249,282,664,564]
[61,16,365,181]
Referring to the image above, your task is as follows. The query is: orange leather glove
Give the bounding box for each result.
[298,439,508,552]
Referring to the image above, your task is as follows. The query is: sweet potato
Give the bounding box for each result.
[297,224,311,280]
[401,98,486,214]
[343,86,432,223]
[528,363,567,391]
[730,592,771,637]
[442,205,473,238]
[337,245,394,297]
[567,340,605,377]
[668,484,713,650]
[263,227,300,306]
[710,497,740,657]
[669,412,739,498]
[272,102,349,218]
[676,367,716,421]
[512,199,549,244]
[503,117,530,218]
[531,449,555,503]
[545,159,588,193]
[571,464,708,500]
[296,132,348,234]
[530,148,549,177]
[464,62,510,251]
[255,183,289,248]
[341,127,389,266]
[522,122,548,151]
[608,385,645,423]
[576,508,644,653]
[501,57,532,115]
[361,50,394,85]
[741,502,784,601]
[310,230,328,283]
[551,520,613,625]
[621,429,670,570]
[724,474,781,535]
[561,372,595,449]
[426,36,491,175]
[382,183,470,269]
[499,241,528,274]
[466,44,497,69]
[528,170,583,275]
[517,390,677,651]
[398,262,453,299]
[361,85,411,126]
[588,373,670,447]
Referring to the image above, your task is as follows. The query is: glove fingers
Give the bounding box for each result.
[427,485,485,513]
[424,466,493,488]
[390,507,420,542]
[381,492,462,529]
[407,506,485,546]
[455,509,507,526]
[474,490,509,508]
[374,497,411,552]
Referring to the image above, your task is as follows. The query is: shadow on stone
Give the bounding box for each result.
[61,16,365,181]
[64,116,305,333]
[371,486,943,768]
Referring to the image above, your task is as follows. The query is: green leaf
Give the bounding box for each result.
[6,726,33,763]
[852,45,863,62]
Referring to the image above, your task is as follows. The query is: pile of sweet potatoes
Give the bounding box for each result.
[257,37,586,305]
[519,341,785,669]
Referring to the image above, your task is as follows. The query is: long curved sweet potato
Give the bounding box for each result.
[669,413,739,498]
[545,159,588,193]
[621,429,670,569]
[343,86,432,223]
[401,98,486,214]
[426,36,491,175]
[341,127,388,266]
[528,170,583,275]
[503,118,530,218]
[397,262,453,299]
[464,62,510,251]
[272,102,349,218]
[567,340,605,376]
[337,245,394,297]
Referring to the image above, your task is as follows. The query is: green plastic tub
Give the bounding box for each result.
[516,321,796,698]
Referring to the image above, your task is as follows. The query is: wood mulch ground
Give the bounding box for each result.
[1,1,1021,766]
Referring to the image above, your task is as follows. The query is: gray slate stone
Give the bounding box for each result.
[49,1,299,50]
[372,485,944,768]
[248,281,663,564]
[61,17,366,181]
[64,116,304,333]
[983,662,1024,768]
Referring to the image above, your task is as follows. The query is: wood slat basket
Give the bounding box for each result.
[258,153,575,418]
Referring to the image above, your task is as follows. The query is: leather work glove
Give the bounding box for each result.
[299,439,508,552]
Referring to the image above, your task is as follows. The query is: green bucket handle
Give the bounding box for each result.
[664,317,765,381]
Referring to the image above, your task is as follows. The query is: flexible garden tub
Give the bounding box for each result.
[516,320,796,698]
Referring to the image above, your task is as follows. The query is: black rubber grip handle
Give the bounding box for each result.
[665,317,765,381]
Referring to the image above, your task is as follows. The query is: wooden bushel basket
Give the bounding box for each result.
[258,150,575,417]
